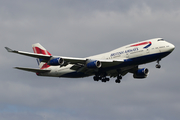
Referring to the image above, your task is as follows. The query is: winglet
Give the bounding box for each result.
[5,47,14,52]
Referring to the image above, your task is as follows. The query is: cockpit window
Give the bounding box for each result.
[158,39,164,41]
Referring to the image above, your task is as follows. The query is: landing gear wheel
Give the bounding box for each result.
[105,78,110,81]
[118,75,122,80]
[102,79,106,82]
[93,76,100,81]
[115,79,121,83]
[156,64,161,69]
[93,73,110,83]
[115,75,122,83]
[101,77,109,83]
[156,59,161,69]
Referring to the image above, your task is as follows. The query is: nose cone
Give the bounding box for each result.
[169,43,175,52]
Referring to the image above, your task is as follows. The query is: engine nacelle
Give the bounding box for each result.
[133,68,149,79]
[48,57,64,66]
[86,59,101,68]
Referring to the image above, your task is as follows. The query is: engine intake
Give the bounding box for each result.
[86,59,101,68]
[133,68,149,79]
[48,57,64,66]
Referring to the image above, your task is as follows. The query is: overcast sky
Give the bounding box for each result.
[0,0,180,120]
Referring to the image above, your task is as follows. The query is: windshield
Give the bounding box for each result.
[158,39,164,41]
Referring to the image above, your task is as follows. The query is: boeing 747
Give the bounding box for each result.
[5,38,175,83]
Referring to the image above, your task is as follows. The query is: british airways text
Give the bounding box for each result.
[110,48,138,57]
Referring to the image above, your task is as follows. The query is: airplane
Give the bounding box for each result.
[5,38,175,83]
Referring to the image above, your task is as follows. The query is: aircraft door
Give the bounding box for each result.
[146,48,150,53]
[126,53,129,58]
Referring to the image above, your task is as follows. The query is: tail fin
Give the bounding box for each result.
[32,43,51,69]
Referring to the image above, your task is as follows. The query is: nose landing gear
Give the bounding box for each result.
[156,59,161,69]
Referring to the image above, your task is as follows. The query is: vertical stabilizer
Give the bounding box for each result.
[32,43,51,69]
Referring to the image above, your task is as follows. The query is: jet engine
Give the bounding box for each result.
[48,57,64,66]
[133,68,149,79]
[86,59,101,68]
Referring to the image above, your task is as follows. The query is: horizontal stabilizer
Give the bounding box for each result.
[14,67,51,73]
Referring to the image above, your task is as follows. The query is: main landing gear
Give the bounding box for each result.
[93,75,110,83]
[115,75,122,83]
[156,59,161,69]
[93,74,122,83]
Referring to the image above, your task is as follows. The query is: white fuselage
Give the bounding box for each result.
[39,38,175,77]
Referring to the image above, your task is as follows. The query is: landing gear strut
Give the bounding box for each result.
[156,59,161,69]
[115,75,122,83]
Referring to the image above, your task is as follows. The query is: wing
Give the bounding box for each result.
[5,47,87,63]
[14,67,51,73]
[5,47,124,67]
[5,47,51,61]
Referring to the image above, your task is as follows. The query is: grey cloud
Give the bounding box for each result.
[0,0,180,120]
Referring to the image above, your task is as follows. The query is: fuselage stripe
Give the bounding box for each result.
[130,41,151,47]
